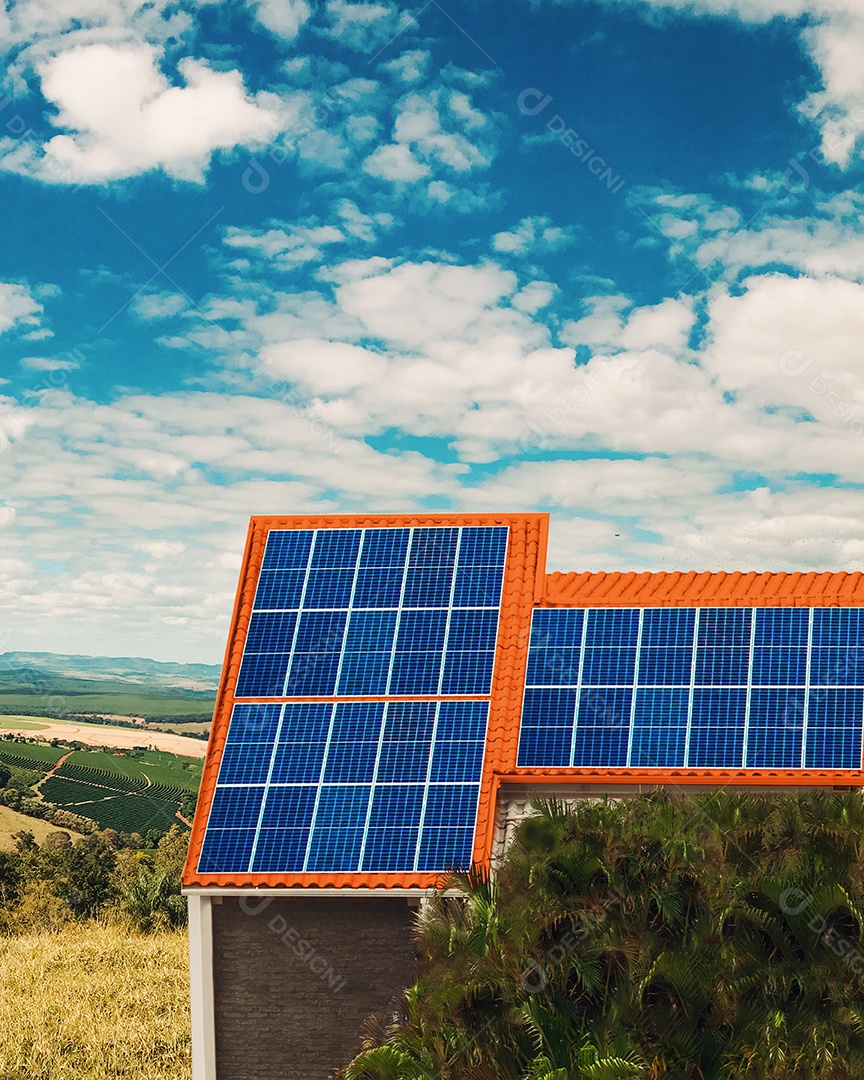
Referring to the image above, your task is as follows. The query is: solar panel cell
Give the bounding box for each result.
[197,829,257,874]
[428,739,485,783]
[310,529,362,568]
[452,566,504,607]
[440,650,496,694]
[458,526,508,565]
[746,688,805,768]
[252,569,306,611]
[303,568,356,609]
[249,830,308,873]
[206,786,265,829]
[526,647,581,686]
[688,687,747,768]
[235,654,292,698]
[416,828,475,871]
[629,687,689,767]
[638,648,693,685]
[359,529,411,566]
[581,648,637,685]
[572,687,632,767]
[260,530,313,570]
[361,829,420,871]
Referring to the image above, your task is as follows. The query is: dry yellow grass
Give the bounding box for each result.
[0,805,83,850]
[0,922,191,1080]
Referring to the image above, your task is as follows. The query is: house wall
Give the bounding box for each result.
[211,896,418,1080]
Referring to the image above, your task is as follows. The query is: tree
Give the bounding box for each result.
[50,833,117,918]
[339,792,864,1079]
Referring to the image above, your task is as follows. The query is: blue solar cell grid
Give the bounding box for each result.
[236,526,508,699]
[518,607,864,771]
[198,700,489,874]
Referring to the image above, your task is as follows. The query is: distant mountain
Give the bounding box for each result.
[0,652,221,693]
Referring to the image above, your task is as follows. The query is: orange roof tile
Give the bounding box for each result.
[543,570,864,607]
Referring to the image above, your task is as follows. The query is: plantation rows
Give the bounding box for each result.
[0,744,65,772]
[40,775,186,834]
[55,761,147,792]
[64,749,201,791]
[41,777,120,806]
[71,795,182,834]
[0,739,199,835]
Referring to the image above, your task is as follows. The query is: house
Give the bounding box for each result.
[182,512,864,1079]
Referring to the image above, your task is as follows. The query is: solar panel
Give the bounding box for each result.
[236,525,508,700]
[197,699,490,875]
[198,524,507,876]
[517,607,864,770]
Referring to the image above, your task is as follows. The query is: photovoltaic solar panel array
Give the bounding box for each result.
[195,521,864,882]
[517,607,864,771]
[197,526,508,875]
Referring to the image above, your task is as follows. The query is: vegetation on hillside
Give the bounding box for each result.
[0,736,200,838]
[0,824,188,934]
[341,790,864,1080]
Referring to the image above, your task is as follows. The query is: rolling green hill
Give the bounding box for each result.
[0,651,218,723]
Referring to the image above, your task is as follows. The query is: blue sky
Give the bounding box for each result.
[3,0,864,662]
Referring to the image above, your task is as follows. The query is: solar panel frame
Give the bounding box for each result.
[198,698,491,876]
[234,525,508,701]
[197,519,512,879]
[517,606,864,771]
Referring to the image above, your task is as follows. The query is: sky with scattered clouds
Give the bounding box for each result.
[3,0,864,662]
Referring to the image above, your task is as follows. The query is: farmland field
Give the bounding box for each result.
[0,716,206,757]
[0,741,67,772]
[0,688,213,720]
[0,923,191,1080]
[0,737,202,835]
[0,718,49,730]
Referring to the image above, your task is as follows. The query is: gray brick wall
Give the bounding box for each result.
[212,897,418,1080]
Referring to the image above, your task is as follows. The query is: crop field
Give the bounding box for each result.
[63,748,202,789]
[0,688,213,720]
[38,749,201,834]
[0,738,202,835]
[0,741,66,772]
[0,922,191,1080]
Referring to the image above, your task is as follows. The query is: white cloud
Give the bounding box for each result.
[492,215,575,255]
[364,142,429,182]
[132,292,189,320]
[702,273,864,429]
[0,42,289,184]
[0,385,462,659]
[381,50,429,82]
[324,0,411,51]
[334,259,519,348]
[224,221,347,267]
[393,92,490,171]
[634,186,864,281]
[363,88,492,184]
[246,0,311,40]
[0,282,43,334]
[561,294,695,354]
[19,356,80,372]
